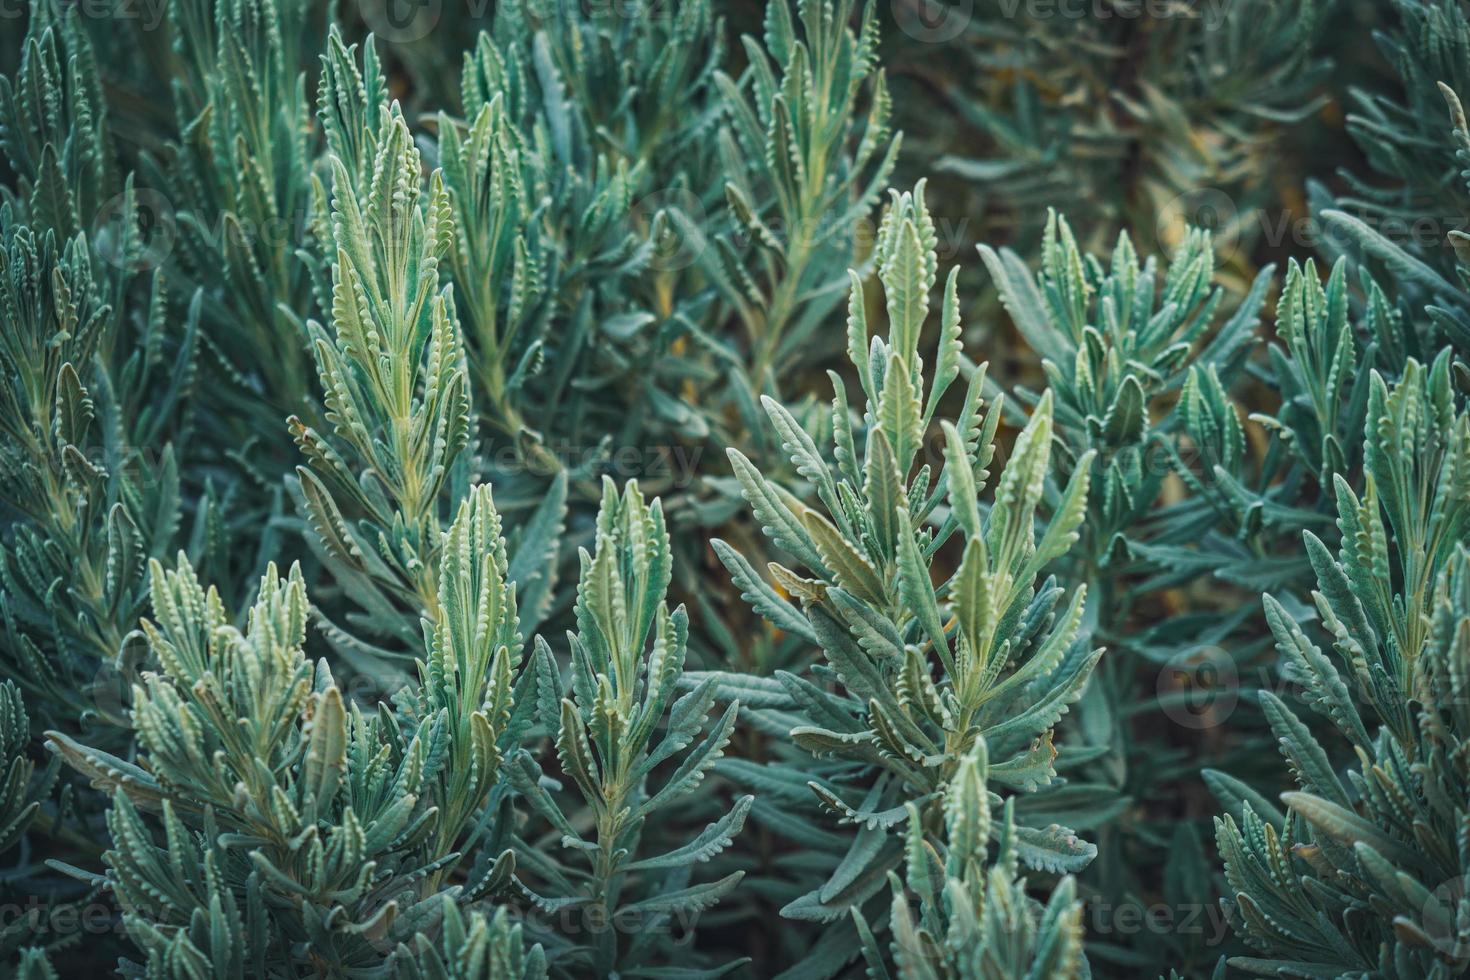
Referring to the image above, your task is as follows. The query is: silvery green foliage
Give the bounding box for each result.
[0,8,200,744]
[0,2,116,243]
[500,0,726,168]
[286,0,894,663]
[0,9,211,963]
[10,948,57,979]
[980,210,1278,970]
[161,0,322,428]
[426,0,894,490]
[509,479,749,976]
[11,0,1470,977]
[1206,257,1373,513]
[0,211,157,737]
[0,3,900,968]
[982,213,1271,575]
[709,0,898,383]
[1155,255,1379,602]
[289,30,567,667]
[388,897,545,980]
[0,681,39,856]
[1214,353,1470,977]
[710,184,1100,976]
[46,485,547,977]
[1312,1,1470,365]
[868,739,1087,980]
[437,0,724,471]
[1166,253,1427,622]
[292,53,472,640]
[434,0,897,481]
[435,35,560,463]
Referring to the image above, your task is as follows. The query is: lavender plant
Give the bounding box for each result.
[3,1,1470,978]
[708,183,1100,975]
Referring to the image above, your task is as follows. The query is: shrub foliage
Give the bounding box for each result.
[2,1,1470,978]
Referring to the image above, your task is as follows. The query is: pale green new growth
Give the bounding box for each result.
[714,183,1100,975]
[6,0,1470,977]
[1215,355,1470,977]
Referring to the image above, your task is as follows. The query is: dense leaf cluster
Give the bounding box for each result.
[2,1,1470,978]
